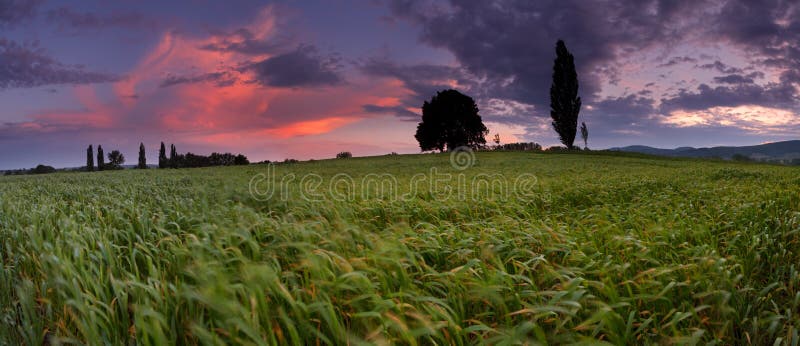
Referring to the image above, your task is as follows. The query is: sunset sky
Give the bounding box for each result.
[1,0,799,169]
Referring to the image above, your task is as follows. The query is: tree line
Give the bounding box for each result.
[83,142,249,171]
[85,144,126,171]
[157,142,250,168]
[414,39,589,152]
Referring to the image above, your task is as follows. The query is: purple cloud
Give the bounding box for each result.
[0,39,121,89]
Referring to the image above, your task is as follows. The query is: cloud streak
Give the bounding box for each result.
[45,7,156,30]
[0,39,121,89]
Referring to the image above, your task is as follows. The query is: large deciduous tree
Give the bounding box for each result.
[414,89,488,152]
[108,150,125,169]
[550,40,581,149]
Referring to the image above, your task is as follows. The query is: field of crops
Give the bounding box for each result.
[1,151,799,344]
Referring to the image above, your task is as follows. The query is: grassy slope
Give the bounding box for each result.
[1,152,799,345]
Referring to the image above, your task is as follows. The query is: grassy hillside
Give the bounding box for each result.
[1,152,799,344]
[612,140,800,161]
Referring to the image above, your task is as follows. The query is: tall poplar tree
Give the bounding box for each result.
[550,40,581,149]
[97,145,105,171]
[86,145,94,171]
[158,142,167,168]
[138,143,147,169]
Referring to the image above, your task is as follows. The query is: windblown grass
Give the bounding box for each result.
[1,152,799,344]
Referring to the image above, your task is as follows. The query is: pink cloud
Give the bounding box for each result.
[9,4,414,160]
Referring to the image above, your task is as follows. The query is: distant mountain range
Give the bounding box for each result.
[610,140,800,162]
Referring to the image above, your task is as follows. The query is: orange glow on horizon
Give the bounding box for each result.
[262,116,361,138]
[664,105,798,131]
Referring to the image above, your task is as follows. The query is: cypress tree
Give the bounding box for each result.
[550,39,581,149]
[97,145,105,171]
[158,142,167,169]
[580,122,589,150]
[138,142,147,169]
[170,144,177,168]
[86,145,94,171]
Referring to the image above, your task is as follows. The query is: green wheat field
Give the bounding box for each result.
[2,152,799,345]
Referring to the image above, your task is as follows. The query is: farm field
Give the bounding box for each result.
[1,151,799,345]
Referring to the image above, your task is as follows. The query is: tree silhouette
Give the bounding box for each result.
[32,165,56,174]
[97,145,105,171]
[415,89,488,152]
[493,133,500,146]
[169,144,177,168]
[158,142,167,169]
[580,122,589,150]
[86,145,94,171]
[234,154,249,165]
[550,40,581,149]
[108,150,125,169]
[138,143,147,169]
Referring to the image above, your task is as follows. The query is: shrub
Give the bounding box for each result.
[336,151,353,159]
[731,153,753,162]
[494,142,542,151]
[32,165,56,174]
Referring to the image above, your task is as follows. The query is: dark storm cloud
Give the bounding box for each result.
[45,7,156,30]
[383,0,800,131]
[660,82,797,113]
[248,46,342,87]
[593,95,656,119]
[713,0,800,70]
[159,71,238,88]
[781,70,800,85]
[359,57,479,120]
[0,0,41,27]
[584,94,658,133]
[696,60,743,74]
[0,39,121,89]
[386,0,711,110]
[360,58,467,95]
[713,74,754,85]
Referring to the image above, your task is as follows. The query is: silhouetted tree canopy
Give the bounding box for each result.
[170,144,177,168]
[494,142,542,151]
[107,150,125,169]
[234,154,249,165]
[138,143,147,169]
[415,89,488,152]
[4,165,57,175]
[156,144,250,169]
[159,142,167,169]
[32,164,56,174]
[550,40,582,149]
[97,145,105,171]
[86,145,94,171]
[580,122,589,150]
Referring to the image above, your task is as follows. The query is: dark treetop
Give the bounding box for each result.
[550,40,582,149]
[415,89,488,152]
